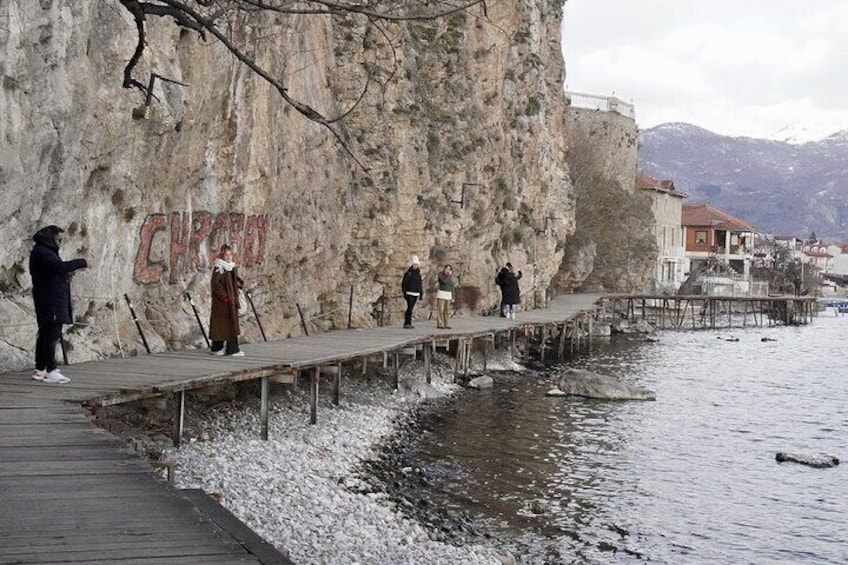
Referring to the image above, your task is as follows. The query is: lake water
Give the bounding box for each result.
[413,314,848,563]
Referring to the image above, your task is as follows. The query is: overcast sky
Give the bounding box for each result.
[562,0,848,142]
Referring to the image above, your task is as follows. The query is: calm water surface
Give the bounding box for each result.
[415,315,848,563]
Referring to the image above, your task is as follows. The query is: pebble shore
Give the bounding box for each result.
[164,353,523,564]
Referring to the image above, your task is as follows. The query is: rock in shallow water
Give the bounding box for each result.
[557,368,656,401]
[467,376,493,389]
[775,451,839,468]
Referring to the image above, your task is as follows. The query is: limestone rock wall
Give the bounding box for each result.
[0,1,584,370]
[559,106,656,293]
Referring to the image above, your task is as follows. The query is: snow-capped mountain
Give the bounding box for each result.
[638,123,848,240]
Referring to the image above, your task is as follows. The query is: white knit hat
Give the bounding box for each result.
[410,254,420,266]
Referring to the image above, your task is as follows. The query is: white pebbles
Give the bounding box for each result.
[166,353,515,564]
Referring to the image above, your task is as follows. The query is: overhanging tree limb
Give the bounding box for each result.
[116,0,488,168]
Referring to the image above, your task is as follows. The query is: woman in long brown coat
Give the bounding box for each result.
[209,244,243,356]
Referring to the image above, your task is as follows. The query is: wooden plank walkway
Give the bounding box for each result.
[604,293,819,329]
[0,293,602,564]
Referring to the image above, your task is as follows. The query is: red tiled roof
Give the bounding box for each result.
[636,172,687,198]
[682,204,755,232]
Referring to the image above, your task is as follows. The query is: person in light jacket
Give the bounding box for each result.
[29,225,90,384]
[209,244,244,356]
[401,255,422,329]
[495,262,522,319]
[436,265,456,329]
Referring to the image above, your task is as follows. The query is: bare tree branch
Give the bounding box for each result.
[115,0,488,168]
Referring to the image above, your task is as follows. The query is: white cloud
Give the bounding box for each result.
[562,0,848,141]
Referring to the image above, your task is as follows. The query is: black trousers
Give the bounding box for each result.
[404,294,418,326]
[211,339,240,354]
[35,321,62,372]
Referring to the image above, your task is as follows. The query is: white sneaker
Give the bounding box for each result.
[32,369,47,381]
[228,351,245,357]
[44,370,70,384]
[211,349,226,356]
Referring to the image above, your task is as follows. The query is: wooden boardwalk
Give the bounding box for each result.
[0,293,602,565]
[605,294,819,329]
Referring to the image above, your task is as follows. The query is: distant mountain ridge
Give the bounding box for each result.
[638,122,848,241]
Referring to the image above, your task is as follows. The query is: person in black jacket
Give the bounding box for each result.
[495,262,522,319]
[401,255,422,329]
[29,225,89,383]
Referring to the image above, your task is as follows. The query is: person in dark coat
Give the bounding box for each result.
[401,255,423,329]
[209,244,244,356]
[29,225,89,383]
[495,262,522,319]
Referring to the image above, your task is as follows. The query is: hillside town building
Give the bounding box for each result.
[637,172,686,292]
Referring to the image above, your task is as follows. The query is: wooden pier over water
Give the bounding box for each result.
[0,293,602,564]
[604,294,818,330]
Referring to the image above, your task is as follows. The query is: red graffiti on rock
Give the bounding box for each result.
[133,211,268,284]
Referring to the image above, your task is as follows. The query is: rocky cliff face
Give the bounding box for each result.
[0,1,616,370]
[557,106,655,293]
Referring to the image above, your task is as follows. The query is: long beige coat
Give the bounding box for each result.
[209,268,240,341]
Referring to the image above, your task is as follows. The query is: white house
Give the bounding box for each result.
[636,172,686,292]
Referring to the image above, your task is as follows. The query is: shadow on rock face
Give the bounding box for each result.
[550,368,656,401]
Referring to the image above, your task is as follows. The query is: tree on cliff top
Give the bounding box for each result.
[116,0,489,167]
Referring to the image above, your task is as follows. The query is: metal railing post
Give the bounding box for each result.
[124,294,151,353]
[184,291,210,348]
[245,291,267,342]
[296,303,309,336]
[348,285,354,329]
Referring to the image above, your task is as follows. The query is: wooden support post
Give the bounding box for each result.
[577,316,583,351]
[453,340,461,382]
[424,343,432,384]
[464,339,471,377]
[691,300,696,330]
[523,327,531,364]
[362,356,368,375]
[482,335,489,371]
[260,376,269,440]
[393,352,400,390]
[675,299,682,328]
[333,362,341,406]
[558,323,566,358]
[540,325,546,364]
[149,460,176,483]
[172,390,185,447]
[570,322,575,354]
[510,330,516,361]
[310,367,319,425]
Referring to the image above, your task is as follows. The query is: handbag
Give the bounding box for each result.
[237,288,249,316]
